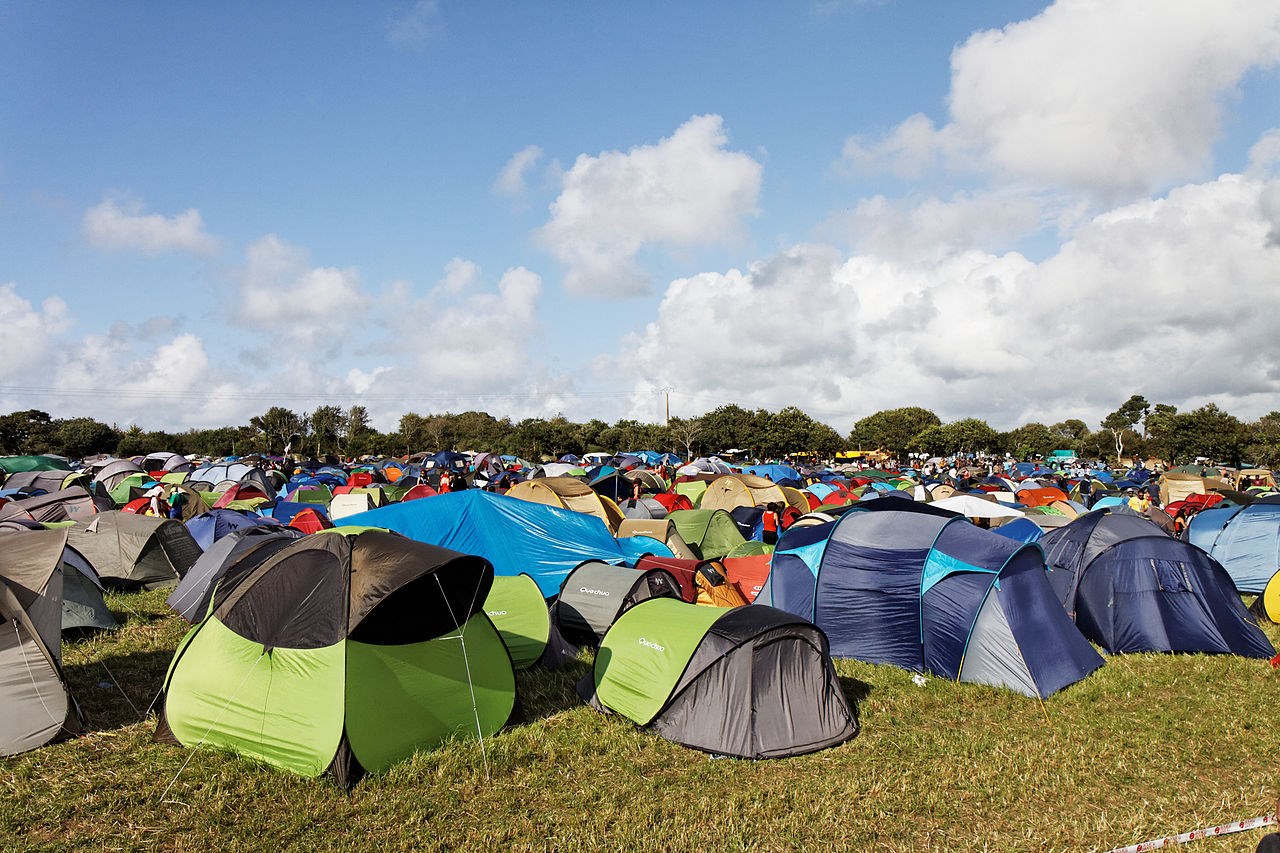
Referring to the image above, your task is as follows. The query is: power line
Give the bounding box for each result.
[0,385,639,404]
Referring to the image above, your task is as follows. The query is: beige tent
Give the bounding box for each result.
[700,474,788,513]
[779,486,812,514]
[1159,472,1207,505]
[506,478,626,533]
[617,519,698,560]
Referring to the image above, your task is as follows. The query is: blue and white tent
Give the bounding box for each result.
[1184,497,1280,593]
[762,506,1103,698]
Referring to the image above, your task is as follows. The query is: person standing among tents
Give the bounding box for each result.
[438,469,452,493]
[762,502,783,545]
[166,488,187,519]
[1127,489,1150,513]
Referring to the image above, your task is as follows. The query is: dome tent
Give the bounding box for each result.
[580,599,857,759]
[1,530,84,755]
[552,560,682,648]
[156,528,516,787]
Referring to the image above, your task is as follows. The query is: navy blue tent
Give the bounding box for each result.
[1038,509,1171,615]
[268,501,332,527]
[1071,535,1273,657]
[341,490,640,596]
[185,509,284,550]
[764,507,1103,698]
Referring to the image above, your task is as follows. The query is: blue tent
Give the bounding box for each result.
[185,508,284,550]
[1072,535,1273,657]
[341,490,637,596]
[1038,508,1170,612]
[1185,498,1280,593]
[267,501,332,526]
[745,464,800,484]
[992,517,1044,543]
[763,507,1103,698]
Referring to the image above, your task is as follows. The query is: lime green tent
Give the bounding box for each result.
[483,573,576,669]
[668,509,746,560]
[156,528,516,786]
[725,540,773,559]
[108,473,155,506]
[673,480,709,508]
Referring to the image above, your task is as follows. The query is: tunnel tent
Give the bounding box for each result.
[552,560,682,648]
[156,528,516,787]
[67,511,203,589]
[482,573,577,669]
[581,598,858,759]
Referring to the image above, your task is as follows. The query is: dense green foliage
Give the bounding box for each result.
[3,590,1278,851]
[3,393,1278,466]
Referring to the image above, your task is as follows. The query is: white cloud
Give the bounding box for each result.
[494,145,544,197]
[387,0,441,47]
[0,284,71,381]
[842,1,1280,196]
[83,198,219,256]
[1249,129,1280,176]
[613,172,1280,431]
[235,235,368,349]
[539,114,763,297]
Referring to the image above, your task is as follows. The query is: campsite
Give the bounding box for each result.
[2,432,1280,852]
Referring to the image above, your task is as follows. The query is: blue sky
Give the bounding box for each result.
[3,1,1279,434]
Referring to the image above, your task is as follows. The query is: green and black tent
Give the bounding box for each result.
[581,598,858,759]
[156,527,516,786]
[552,560,682,648]
[483,573,577,669]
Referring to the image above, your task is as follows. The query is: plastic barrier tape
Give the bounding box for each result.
[1106,814,1275,853]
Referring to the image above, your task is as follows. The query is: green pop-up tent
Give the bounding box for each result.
[483,573,577,669]
[156,527,516,787]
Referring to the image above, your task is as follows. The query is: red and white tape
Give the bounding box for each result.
[1106,814,1275,853]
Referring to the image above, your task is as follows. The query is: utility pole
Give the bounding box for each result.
[659,387,673,426]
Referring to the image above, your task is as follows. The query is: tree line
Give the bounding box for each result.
[2,395,1277,467]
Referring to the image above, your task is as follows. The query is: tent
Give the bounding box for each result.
[0,486,108,522]
[1068,535,1274,656]
[506,477,625,533]
[156,528,516,787]
[552,560,682,647]
[700,474,789,513]
[1,530,83,755]
[580,599,858,759]
[1182,497,1280,593]
[166,527,303,623]
[342,491,636,597]
[59,543,118,634]
[483,573,576,669]
[667,509,747,560]
[617,518,698,560]
[764,508,1103,698]
[67,511,202,589]
[1038,509,1173,614]
[186,508,285,550]
[0,455,71,476]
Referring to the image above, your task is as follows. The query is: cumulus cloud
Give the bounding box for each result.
[234,235,368,349]
[494,145,544,197]
[842,1,1280,196]
[387,0,441,47]
[539,114,762,297]
[0,283,72,380]
[83,198,219,256]
[612,173,1280,430]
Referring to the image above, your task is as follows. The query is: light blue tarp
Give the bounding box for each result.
[342,490,633,596]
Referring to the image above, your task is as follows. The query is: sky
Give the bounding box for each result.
[3,0,1280,436]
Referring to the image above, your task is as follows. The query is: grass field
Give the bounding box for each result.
[3,589,1279,852]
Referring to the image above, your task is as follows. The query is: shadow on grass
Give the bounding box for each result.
[838,675,873,735]
[63,649,173,733]
[513,657,594,723]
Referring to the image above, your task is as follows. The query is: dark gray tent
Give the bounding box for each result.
[167,527,302,622]
[1,530,83,755]
[552,560,682,648]
[0,487,109,523]
[67,511,203,589]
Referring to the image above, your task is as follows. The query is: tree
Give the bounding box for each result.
[849,407,941,458]
[1101,395,1149,461]
[309,405,347,458]
[1143,403,1179,463]
[0,409,56,455]
[699,405,759,455]
[1245,412,1280,468]
[1167,404,1245,466]
[1003,422,1056,460]
[948,418,1001,454]
[667,417,703,459]
[52,417,120,461]
[341,405,375,456]
[250,407,304,455]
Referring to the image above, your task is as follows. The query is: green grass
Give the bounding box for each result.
[4,589,1280,852]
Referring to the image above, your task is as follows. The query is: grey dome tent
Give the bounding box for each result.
[580,598,858,759]
[1,530,84,755]
[66,511,202,589]
[167,527,303,623]
[552,560,682,648]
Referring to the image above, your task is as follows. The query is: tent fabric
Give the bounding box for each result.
[67,511,203,589]
[617,518,698,560]
[341,490,634,597]
[584,599,857,759]
[0,455,72,475]
[667,509,747,560]
[166,527,303,623]
[185,509,285,551]
[482,573,577,669]
[0,531,83,755]
[59,545,117,634]
[1072,535,1274,657]
[552,560,682,647]
[506,478,625,533]
[1039,509,1172,615]
[1185,500,1280,593]
[0,487,107,523]
[700,474,788,513]
[770,508,1103,698]
[157,529,516,786]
